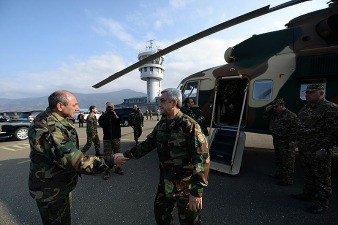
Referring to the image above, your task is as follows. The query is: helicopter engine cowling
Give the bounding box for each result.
[224,47,235,63]
[316,14,338,41]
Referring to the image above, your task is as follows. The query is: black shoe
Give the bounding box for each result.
[290,193,311,201]
[103,170,111,180]
[276,181,292,186]
[308,205,327,214]
[95,152,103,157]
[115,168,124,175]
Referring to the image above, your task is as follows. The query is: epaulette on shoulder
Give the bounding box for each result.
[46,115,56,133]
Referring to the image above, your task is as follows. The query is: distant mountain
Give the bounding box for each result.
[0,89,146,112]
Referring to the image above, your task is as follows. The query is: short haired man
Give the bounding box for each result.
[128,105,143,145]
[121,88,210,224]
[28,90,126,224]
[82,105,103,156]
[292,84,338,214]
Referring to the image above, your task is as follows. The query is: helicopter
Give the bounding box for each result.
[93,0,338,175]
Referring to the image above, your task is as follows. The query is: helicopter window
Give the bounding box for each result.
[144,67,147,72]
[300,80,326,100]
[253,80,273,100]
[182,81,199,102]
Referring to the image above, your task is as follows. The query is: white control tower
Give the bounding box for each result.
[138,40,165,103]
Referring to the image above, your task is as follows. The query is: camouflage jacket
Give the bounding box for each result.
[28,107,105,202]
[126,110,210,198]
[128,109,143,127]
[86,114,98,137]
[297,99,338,150]
[263,109,298,141]
[180,106,205,124]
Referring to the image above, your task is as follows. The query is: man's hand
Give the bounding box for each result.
[113,153,129,167]
[188,194,202,212]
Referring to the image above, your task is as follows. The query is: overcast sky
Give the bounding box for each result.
[0,0,328,99]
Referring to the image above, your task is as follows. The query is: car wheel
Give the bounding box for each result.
[123,120,129,127]
[14,127,29,140]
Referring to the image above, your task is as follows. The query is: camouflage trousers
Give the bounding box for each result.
[82,133,100,153]
[154,185,201,225]
[132,125,142,142]
[103,139,121,169]
[298,143,332,208]
[36,192,72,225]
[272,138,295,184]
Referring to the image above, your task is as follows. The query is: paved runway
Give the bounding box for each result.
[0,119,337,224]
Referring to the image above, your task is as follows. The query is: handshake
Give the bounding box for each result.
[94,153,130,172]
[82,153,130,174]
[113,153,130,168]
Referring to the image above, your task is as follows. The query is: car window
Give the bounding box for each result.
[19,111,43,119]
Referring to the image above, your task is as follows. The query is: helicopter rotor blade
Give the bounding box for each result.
[93,0,310,88]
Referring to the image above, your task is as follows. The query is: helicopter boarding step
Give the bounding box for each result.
[209,128,246,175]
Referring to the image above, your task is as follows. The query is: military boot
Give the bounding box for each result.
[103,169,111,180]
[115,167,124,175]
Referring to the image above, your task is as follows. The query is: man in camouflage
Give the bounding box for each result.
[128,105,143,145]
[120,88,210,225]
[291,84,338,214]
[81,105,103,156]
[28,90,126,225]
[263,98,298,186]
[181,97,209,136]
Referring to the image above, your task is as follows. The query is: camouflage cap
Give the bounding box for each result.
[272,98,284,106]
[306,84,324,91]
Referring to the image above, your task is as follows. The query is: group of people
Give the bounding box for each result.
[264,84,338,214]
[144,108,153,120]
[28,88,210,225]
[0,112,20,120]
[27,83,337,225]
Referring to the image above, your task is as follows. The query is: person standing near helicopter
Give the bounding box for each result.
[263,98,298,186]
[292,84,338,214]
[181,97,209,136]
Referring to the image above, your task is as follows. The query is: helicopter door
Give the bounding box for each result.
[208,77,248,175]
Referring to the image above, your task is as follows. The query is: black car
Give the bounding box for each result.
[0,118,31,140]
[19,110,44,121]
[114,108,133,126]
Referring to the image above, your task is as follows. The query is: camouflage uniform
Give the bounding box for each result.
[28,107,107,225]
[156,109,161,121]
[124,111,210,225]
[129,108,143,144]
[263,99,298,184]
[82,114,101,155]
[181,106,209,136]
[297,98,338,209]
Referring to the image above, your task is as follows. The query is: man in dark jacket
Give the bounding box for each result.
[98,103,125,179]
